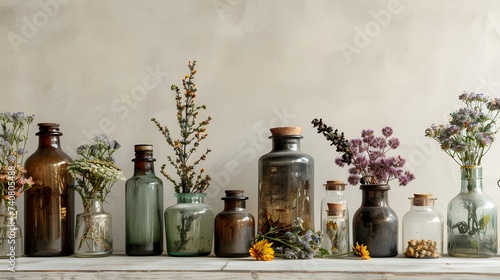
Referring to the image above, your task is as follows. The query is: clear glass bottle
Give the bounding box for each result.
[402,193,443,258]
[24,123,74,256]
[447,166,497,257]
[74,193,112,257]
[322,203,348,255]
[258,127,314,234]
[214,190,255,257]
[320,180,348,248]
[126,145,163,256]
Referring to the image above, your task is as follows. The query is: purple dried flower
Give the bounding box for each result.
[426,92,500,166]
[7,155,16,163]
[388,138,400,149]
[335,157,346,167]
[382,126,393,137]
[348,175,360,185]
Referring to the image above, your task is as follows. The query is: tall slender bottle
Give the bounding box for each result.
[125,144,163,256]
[24,123,74,256]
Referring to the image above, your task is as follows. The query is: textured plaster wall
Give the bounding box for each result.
[2,0,500,254]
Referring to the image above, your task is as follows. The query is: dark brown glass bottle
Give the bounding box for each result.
[214,190,255,257]
[24,123,74,256]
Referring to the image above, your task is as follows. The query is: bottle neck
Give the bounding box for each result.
[223,200,246,211]
[271,136,301,151]
[325,190,345,197]
[175,193,206,204]
[133,161,156,176]
[85,194,104,213]
[460,166,482,193]
[360,185,390,207]
[37,134,61,149]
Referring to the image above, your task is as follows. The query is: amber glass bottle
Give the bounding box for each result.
[214,190,254,257]
[125,144,163,256]
[24,123,74,256]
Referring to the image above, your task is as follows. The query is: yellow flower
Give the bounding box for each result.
[352,242,371,260]
[249,240,275,261]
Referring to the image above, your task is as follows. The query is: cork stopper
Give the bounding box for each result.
[325,180,346,190]
[132,144,155,162]
[327,203,343,211]
[270,127,302,136]
[327,203,344,216]
[134,144,153,151]
[412,193,434,206]
[222,190,248,200]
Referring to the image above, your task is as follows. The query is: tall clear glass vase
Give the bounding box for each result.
[447,166,497,257]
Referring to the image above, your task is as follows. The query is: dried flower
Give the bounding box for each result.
[249,240,275,261]
[425,92,500,166]
[312,119,415,186]
[152,60,212,193]
[254,219,322,260]
[68,134,125,208]
[316,242,371,260]
[352,242,371,260]
[0,112,35,205]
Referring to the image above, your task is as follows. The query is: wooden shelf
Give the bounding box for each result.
[6,254,500,279]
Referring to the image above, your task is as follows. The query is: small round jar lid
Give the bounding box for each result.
[36,123,62,135]
[325,180,346,190]
[222,190,248,200]
[134,144,153,151]
[38,122,60,127]
[412,193,435,206]
[327,203,345,216]
[270,127,303,136]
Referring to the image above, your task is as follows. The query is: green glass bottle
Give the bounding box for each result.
[125,145,164,256]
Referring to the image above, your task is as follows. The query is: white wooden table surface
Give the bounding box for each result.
[2,254,500,279]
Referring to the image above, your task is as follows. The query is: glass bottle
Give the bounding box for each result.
[24,123,74,256]
[164,193,214,256]
[125,144,163,256]
[322,203,348,255]
[258,127,314,234]
[320,180,348,249]
[214,190,255,257]
[353,184,398,257]
[74,193,112,257]
[402,193,443,258]
[0,205,22,258]
[447,166,497,257]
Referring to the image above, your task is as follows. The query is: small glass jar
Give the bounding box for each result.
[320,180,348,245]
[322,203,349,255]
[402,193,443,258]
[214,190,255,257]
